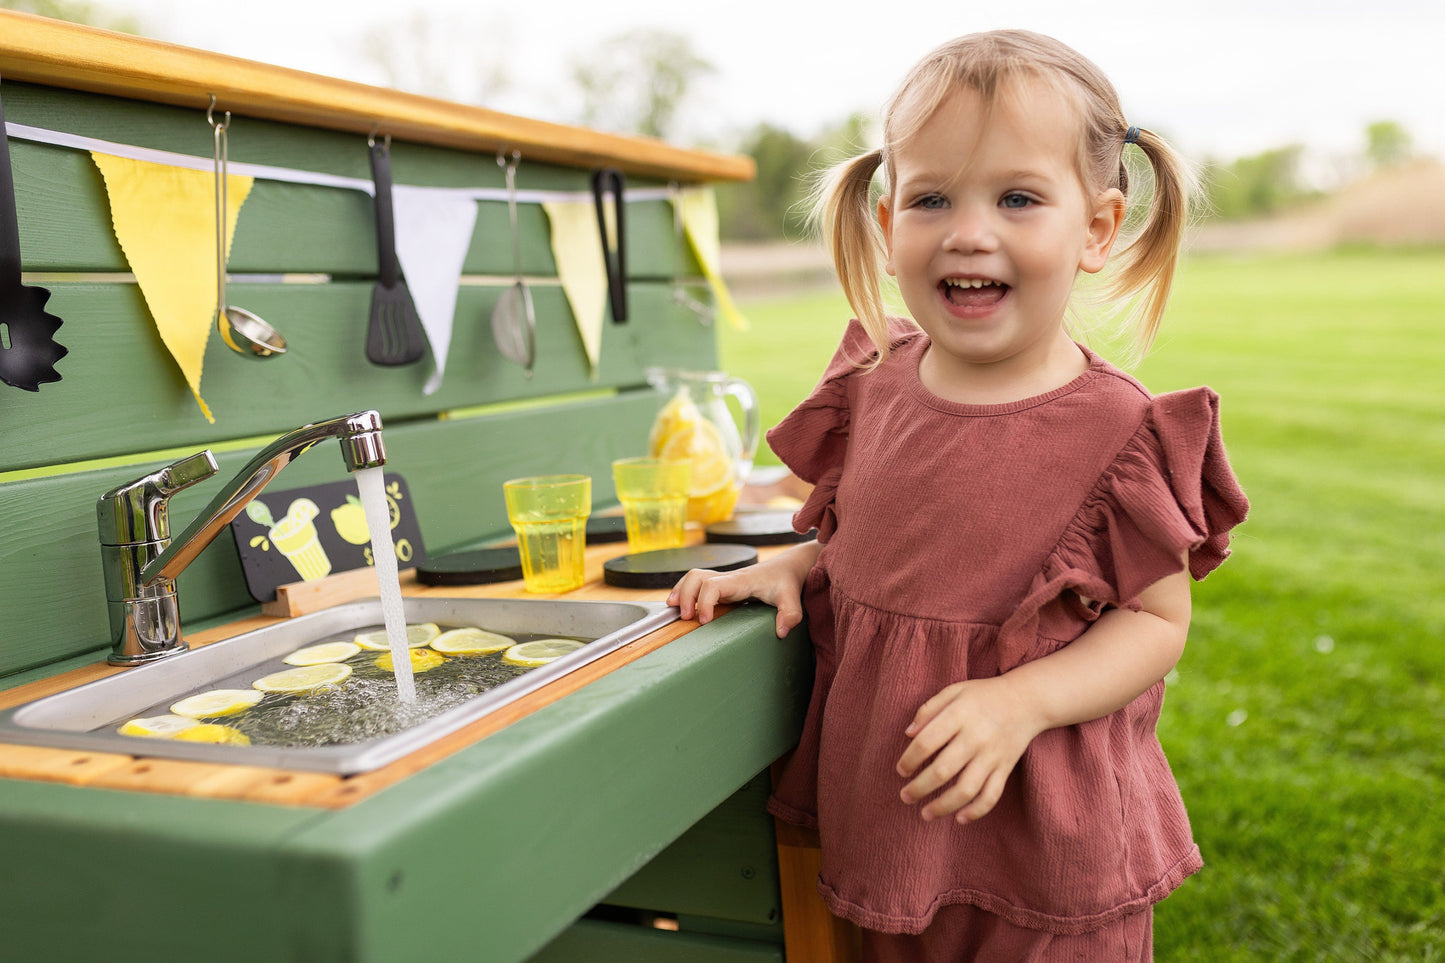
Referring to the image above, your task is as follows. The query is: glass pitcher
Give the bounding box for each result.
[644,367,760,525]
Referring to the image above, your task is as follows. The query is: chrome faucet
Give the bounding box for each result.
[97,410,387,666]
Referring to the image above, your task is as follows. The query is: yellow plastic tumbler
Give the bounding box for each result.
[503,474,591,593]
[612,457,692,554]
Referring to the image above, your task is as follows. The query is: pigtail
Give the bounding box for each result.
[1103,127,1197,359]
[810,148,893,361]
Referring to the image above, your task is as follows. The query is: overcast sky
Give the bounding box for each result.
[107,0,1443,165]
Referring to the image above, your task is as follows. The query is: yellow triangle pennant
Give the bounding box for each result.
[676,186,748,331]
[542,199,607,374]
[91,152,254,423]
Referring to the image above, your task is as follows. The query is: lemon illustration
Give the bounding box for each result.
[170,689,264,719]
[284,641,362,666]
[375,647,446,674]
[502,639,585,667]
[330,494,400,545]
[253,663,353,694]
[431,627,516,656]
[118,714,200,738]
[354,623,441,650]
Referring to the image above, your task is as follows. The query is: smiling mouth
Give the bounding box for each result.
[941,277,1009,309]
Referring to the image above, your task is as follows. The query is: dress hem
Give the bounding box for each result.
[817,846,1203,936]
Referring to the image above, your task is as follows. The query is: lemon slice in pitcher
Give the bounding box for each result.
[285,641,362,666]
[431,627,516,656]
[501,639,584,667]
[253,663,352,694]
[170,689,263,719]
[118,714,200,738]
[353,623,441,650]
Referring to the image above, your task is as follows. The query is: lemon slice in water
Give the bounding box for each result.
[501,639,585,667]
[431,627,516,656]
[118,714,200,738]
[174,723,251,745]
[253,663,353,694]
[170,689,264,719]
[284,641,362,666]
[375,647,446,673]
[353,623,441,650]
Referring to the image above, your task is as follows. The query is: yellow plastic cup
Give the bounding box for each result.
[503,474,591,593]
[612,457,691,554]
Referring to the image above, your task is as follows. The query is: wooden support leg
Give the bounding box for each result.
[771,754,862,963]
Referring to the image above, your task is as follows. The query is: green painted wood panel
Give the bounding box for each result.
[4,81,701,279]
[529,918,783,962]
[0,279,716,472]
[605,771,781,925]
[0,390,670,677]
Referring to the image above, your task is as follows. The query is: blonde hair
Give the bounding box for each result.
[813,30,1195,363]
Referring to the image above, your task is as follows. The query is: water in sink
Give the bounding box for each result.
[109,626,577,748]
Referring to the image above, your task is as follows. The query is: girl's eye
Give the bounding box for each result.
[916,194,948,210]
[1001,192,1033,209]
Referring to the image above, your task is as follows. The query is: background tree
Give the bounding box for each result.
[361,11,511,105]
[571,30,712,140]
[1365,120,1412,169]
[0,0,141,32]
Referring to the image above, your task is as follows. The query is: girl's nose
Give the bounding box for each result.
[943,207,998,254]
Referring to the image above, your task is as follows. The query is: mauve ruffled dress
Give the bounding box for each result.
[765,318,1249,936]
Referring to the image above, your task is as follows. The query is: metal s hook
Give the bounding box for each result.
[206,94,230,132]
[367,124,390,149]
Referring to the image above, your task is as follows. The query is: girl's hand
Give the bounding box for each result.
[667,540,821,638]
[895,676,1043,824]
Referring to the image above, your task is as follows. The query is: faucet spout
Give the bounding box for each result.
[98,410,386,665]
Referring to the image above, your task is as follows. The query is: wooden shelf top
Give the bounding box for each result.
[0,9,755,183]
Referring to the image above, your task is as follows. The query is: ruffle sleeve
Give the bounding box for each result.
[765,317,917,543]
[1000,386,1249,646]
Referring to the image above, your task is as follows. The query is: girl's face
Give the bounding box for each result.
[879,79,1123,396]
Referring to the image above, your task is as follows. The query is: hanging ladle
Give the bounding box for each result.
[209,98,285,359]
[490,150,535,377]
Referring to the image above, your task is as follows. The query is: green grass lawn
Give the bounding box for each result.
[720,247,1445,961]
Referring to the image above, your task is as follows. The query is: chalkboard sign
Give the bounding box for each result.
[228,473,427,602]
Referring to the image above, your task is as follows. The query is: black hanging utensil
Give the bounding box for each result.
[591,166,628,323]
[0,78,67,391]
[365,135,427,366]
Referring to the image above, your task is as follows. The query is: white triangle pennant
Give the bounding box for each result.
[391,186,479,394]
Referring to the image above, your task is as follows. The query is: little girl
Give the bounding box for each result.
[669,29,1249,961]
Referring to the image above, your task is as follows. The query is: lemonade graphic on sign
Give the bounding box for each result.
[246,497,332,582]
[645,370,759,526]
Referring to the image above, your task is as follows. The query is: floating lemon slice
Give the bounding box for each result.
[501,639,585,667]
[253,663,353,694]
[353,623,441,650]
[118,714,200,738]
[170,688,264,719]
[375,648,446,673]
[431,627,516,656]
[174,723,251,745]
[284,641,362,666]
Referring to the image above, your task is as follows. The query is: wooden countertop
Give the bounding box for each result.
[0,534,782,809]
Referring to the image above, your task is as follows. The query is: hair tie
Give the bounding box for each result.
[1124,126,1141,145]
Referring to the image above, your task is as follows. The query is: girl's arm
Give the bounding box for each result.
[667,540,822,638]
[896,564,1193,823]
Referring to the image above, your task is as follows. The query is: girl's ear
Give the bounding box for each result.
[878,197,897,277]
[1080,188,1126,274]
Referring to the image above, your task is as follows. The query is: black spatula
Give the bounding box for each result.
[365,137,427,366]
[0,78,67,391]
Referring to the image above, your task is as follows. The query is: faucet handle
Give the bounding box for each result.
[98,450,220,546]
[157,451,220,497]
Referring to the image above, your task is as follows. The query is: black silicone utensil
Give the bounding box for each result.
[365,136,427,366]
[591,166,628,323]
[0,79,67,391]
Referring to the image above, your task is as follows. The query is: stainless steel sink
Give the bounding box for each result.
[0,597,678,774]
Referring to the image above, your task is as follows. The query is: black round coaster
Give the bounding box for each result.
[415,547,524,586]
[586,513,629,544]
[603,543,758,589]
[705,510,814,546]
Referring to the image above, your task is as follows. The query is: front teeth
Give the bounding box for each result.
[944,278,1000,289]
